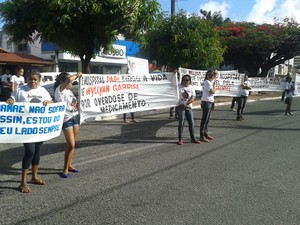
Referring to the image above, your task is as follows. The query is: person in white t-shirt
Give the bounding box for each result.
[200,70,217,142]
[1,68,12,101]
[6,69,53,193]
[236,72,251,121]
[1,68,12,84]
[54,72,82,178]
[177,74,200,145]
[11,66,25,92]
[284,76,294,116]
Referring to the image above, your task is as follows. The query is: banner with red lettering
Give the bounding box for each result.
[79,73,178,123]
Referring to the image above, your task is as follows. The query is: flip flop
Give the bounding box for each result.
[19,185,31,193]
[61,172,70,178]
[31,179,45,185]
[68,168,80,173]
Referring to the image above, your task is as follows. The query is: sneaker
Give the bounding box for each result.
[131,119,137,122]
[237,117,243,121]
[168,116,173,119]
[240,116,245,120]
[199,137,209,142]
[123,119,129,123]
[191,139,201,144]
[288,112,294,116]
[177,140,183,145]
[231,108,236,111]
[205,135,214,140]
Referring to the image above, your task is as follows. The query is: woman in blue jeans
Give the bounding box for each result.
[177,74,200,145]
[200,70,217,142]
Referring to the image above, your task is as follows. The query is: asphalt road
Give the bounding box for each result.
[1,96,300,225]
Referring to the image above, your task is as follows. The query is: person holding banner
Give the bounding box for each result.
[236,73,251,121]
[177,74,200,145]
[6,69,53,193]
[284,76,294,116]
[200,70,217,142]
[54,72,82,178]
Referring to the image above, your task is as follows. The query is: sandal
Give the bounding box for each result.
[31,178,45,185]
[19,185,31,193]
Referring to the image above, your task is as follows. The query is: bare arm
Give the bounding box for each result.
[59,72,82,92]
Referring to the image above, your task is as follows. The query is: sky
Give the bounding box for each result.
[0,0,299,26]
[158,0,300,24]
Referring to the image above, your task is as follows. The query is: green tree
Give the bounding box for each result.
[217,19,300,76]
[200,9,231,26]
[0,0,161,73]
[139,11,225,70]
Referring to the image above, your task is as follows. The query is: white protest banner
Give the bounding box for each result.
[79,73,178,122]
[248,77,286,92]
[294,73,300,95]
[127,56,149,75]
[179,67,242,96]
[0,102,66,143]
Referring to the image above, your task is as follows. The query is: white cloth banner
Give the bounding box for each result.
[79,73,178,122]
[0,102,66,143]
[179,67,242,96]
[179,67,300,96]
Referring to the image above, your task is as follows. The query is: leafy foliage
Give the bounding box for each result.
[217,19,300,76]
[139,11,225,70]
[0,0,161,73]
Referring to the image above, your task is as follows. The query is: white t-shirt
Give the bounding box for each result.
[1,74,12,83]
[11,75,25,91]
[201,80,214,102]
[54,85,78,122]
[11,85,52,103]
[285,81,294,98]
[178,84,196,108]
[240,80,251,97]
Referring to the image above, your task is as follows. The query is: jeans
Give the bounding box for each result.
[200,101,213,138]
[231,97,237,109]
[62,115,80,131]
[237,96,248,118]
[177,107,195,141]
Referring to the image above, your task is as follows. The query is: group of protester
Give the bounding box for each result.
[2,67,295,193]
[6,69,82,193]
[175,70,217,145]
[174,70,295,145]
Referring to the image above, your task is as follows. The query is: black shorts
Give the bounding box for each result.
[284,97,292,104]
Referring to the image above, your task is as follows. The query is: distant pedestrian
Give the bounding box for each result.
[284,76,294,116]
[200,70,217,142]
[281,73,291,102]
[123,113,136,123]
[236,72,251,121]
[1,68,12,101]
[11,66,25,92]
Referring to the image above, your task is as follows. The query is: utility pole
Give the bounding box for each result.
[171,0,175,15]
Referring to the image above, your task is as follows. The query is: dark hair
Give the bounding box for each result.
[181,74,191,84]
[30,69,41,80]
[17,66,24,72]
[53,72,70,91]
